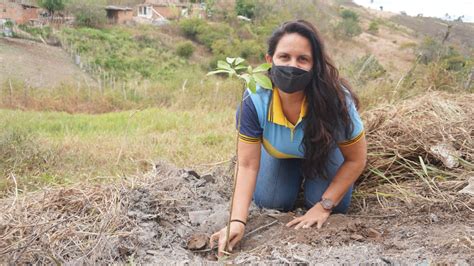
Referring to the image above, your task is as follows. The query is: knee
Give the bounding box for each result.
[253,193,295,212]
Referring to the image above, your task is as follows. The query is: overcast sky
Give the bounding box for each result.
[353,0,474,22]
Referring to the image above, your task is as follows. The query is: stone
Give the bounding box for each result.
[187,233,208,250]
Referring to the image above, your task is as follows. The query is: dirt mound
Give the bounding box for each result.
[0,38,95,88]
[1,92,473,264]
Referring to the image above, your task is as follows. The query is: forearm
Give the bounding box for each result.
[321,160,365,205]
[231,166,258,222]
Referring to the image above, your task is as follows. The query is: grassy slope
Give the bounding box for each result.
[0,107,235,195]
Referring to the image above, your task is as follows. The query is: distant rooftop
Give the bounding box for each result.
[105,6,133,11]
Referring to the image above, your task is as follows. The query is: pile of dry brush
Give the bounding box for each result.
[0,92,472,264]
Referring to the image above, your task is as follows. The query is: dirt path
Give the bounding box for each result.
[0,37,95,88]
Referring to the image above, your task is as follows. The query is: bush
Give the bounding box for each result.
[335,18,362,38]
[176,41,195,58]
[236,0,256,19]
[340,9,359,21]
[196,23,233,50]
[345,54,386,84]
[335,9,362,38]
[67,0,106,28]
[417,37,443,64]
[240,39,265,60]
[368,21,379,35]
[179,18,206,38]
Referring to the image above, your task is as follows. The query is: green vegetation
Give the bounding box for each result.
[235,0,256,19]
[335,9,362,38]
[344,54,386,85]
[67,0,107,28]
[368,20,379,35]
[60,26,188,80]
[176,41,195,58]
[38,0,65,16]
[0,107,235,195]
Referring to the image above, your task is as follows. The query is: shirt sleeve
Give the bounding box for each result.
[335,93,365,147]
[235,90,263,144]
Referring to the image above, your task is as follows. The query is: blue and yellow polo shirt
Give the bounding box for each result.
[236,85,364,159]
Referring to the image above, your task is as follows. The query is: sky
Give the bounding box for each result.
[353,0,474,22]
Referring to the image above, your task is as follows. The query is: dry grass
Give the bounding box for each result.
[356,91,473,208]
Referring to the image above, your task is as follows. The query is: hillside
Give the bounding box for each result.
[0,0,473,263]
[0,37,95,89]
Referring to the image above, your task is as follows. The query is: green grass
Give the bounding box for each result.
[0,107,236,196]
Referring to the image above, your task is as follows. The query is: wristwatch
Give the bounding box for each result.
[320,198,335,211]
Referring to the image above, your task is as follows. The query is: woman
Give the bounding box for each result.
[210,20,367,256]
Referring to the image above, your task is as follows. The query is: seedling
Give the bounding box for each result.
[207,57,272,256]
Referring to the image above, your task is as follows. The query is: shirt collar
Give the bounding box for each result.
[268,88,307,128]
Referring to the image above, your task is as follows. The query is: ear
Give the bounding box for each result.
[265,54,272,64]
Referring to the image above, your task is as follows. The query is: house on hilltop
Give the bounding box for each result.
[105,5,133,24]
[134,0,205,25]
[0,0,39,25]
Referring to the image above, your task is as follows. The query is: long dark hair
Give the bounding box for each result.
[267,20,360,178]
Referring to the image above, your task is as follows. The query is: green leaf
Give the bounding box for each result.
[247,65,253,73]
[253,73,273,89]
[217,60,232,71]
[253,63,271,73]
[235,57,245,66]
[207,70,230,76]
[239,73,251,86]
[226,57,236,65]
[234,65,248,70]
[248,78,257,93]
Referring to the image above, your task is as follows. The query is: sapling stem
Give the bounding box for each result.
[224,82,245,254]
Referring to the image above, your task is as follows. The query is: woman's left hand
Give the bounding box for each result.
[286,203,331,229]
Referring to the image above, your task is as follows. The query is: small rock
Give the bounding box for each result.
[202,174,215,183]
[146,250,160,255]
[367,228,382,240]
[350,234,364,241]
[187,233,208,250]
[459,176,474,196]
[189,210,212,225]
[206,253,218,261]
[187,170,200,179]
[430,142,460,169]
[429,213,439,223]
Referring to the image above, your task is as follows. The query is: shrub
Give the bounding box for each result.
[196,23,233,50]
[335,9,362,38]
[340,9,359,21]
[236,0,256,19]
[335,18,362,38]
[240,39,265,60]
[368,20,379,35]
[179,18,206,38]
[176,41,195,58]
[67,0,106,28]
[345,54,386,84]
[417,37,443,64]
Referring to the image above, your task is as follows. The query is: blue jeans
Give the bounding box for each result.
[253,146,353,213]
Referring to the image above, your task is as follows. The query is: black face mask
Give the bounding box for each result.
[269,63,313,94]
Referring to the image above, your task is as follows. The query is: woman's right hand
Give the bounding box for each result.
[209,222,245,257]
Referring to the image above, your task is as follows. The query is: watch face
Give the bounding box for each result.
[321,198,334,210]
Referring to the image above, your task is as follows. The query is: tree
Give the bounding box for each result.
[235,0,256,19]
[66,0,106,28]
[38,0,65,16]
